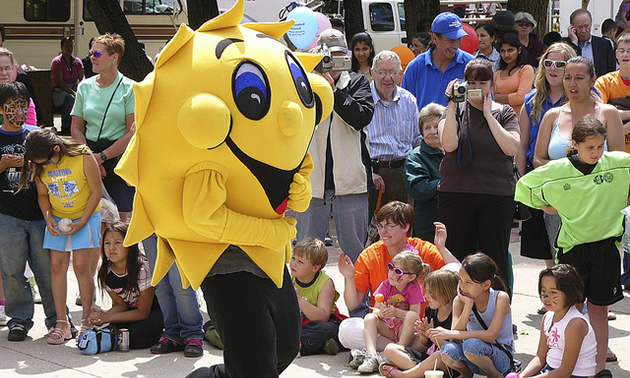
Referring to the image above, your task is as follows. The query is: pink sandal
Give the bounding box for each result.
[76,319,92,340]
[379,362,400,377]
[47,320,72,345]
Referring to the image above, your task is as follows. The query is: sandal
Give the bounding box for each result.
[47,320,72,345]
[378,362,400,377]
[606,348,617,363]
[76,319,92,340]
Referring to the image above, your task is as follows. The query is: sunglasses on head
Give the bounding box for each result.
[543,59,567,69]
[387,262,413,277]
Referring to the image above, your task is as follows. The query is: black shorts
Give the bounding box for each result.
[558,237,623,306]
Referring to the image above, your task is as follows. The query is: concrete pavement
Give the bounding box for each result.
[0,227,629,377]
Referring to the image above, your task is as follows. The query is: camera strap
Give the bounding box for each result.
[456,102,473,170]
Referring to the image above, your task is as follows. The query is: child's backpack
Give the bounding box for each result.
[77,325,119,355]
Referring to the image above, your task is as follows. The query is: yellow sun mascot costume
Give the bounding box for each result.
[115,0,333,375]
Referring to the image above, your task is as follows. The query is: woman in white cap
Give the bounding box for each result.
[515,12,545,68]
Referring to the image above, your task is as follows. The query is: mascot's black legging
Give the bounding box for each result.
[188,267,300,378]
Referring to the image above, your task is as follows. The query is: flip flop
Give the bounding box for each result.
[378,362,400,377]
[606,348,617,363]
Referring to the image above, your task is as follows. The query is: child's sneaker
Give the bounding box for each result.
[184,338,204,358]
[323,338,339,355]
[348,349,366,369]
[357,354,380,373]
[0,305,7,326]
[150,337,184,354]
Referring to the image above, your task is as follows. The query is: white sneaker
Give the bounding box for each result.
[357,355,380,373]
[0,305,7,326]
[348,349,366,369]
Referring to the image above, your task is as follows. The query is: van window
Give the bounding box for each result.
[124,0,175,14]
[369,3,394,32]
[397,3,406,32]
[24,0,71,21]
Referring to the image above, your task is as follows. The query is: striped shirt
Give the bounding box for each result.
[366,83,421,161]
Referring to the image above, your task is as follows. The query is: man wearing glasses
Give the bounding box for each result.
[565,8,616,77]
[366,51,420,217]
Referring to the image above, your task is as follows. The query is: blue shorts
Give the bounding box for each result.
[43,211,101,251]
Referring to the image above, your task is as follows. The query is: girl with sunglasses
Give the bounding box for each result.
[356,250,430,373]
[516,43,576,305]
[19,128,102,344]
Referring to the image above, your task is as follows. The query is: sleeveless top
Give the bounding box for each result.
[40,154,101,219]
[293,270,339,314]
[466,288,514,350]
[548,107,606,160]
[543,306,596,376]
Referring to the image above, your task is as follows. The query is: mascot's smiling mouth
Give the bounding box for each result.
[225,136,302,214]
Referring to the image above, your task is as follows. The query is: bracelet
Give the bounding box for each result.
[100,151,108,161]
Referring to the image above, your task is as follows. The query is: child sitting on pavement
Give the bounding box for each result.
[291,237,346,356]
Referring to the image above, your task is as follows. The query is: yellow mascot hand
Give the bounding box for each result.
[287,153,313,212]
[183,162,297,250]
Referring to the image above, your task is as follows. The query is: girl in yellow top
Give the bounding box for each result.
[20,128,102,345]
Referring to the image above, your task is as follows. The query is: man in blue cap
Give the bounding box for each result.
[402,12,474,110]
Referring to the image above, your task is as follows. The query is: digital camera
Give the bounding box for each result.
[452,81,483,102]
[314,44,352,73]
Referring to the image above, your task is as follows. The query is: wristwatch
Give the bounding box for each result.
[100,151,108,161]
[444,92,452,103]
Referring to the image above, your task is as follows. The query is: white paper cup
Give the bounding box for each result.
[424,370,444,378]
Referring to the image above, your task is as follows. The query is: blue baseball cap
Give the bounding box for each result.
[431,12,468,40]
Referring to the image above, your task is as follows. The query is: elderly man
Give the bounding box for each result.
[565,8,615,77]
[402,12,474,110]
[367,51,420,216]
[295,29,374,264]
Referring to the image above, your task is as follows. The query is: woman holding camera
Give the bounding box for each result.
[438,57,520,295]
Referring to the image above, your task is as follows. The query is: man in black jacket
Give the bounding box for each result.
[564,8,616,77]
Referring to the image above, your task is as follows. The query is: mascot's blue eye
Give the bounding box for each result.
[233,61,270,120]
[285,51,314,108]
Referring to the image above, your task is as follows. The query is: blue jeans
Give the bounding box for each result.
[143,235,204,343]
[0,214,56,330]
[296,190,368,263]
[441,339,512,376]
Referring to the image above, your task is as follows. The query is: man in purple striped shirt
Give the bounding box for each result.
[367,51,421,216]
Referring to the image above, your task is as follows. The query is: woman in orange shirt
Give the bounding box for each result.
[493,33,534,116]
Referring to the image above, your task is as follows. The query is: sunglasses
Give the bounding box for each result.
[387,262,413,277]
[33,151,56,167]
[543,59,567,69]
[88,50,106,59]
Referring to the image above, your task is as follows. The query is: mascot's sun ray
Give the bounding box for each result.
[116,0,333,290]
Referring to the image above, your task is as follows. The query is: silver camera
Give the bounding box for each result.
[315,44,352,73]
[452,81,483,102]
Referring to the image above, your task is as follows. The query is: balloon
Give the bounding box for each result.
[308,12,333,50]
[391,46,415,83]
[460,22,478,54]
[286,7,318,49]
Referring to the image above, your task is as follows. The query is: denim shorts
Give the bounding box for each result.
[441,339,512,376]
[43,211,101,251]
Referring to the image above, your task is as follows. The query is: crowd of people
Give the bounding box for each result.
[0,4,628,378]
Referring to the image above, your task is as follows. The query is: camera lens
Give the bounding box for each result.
[456,86,466,94]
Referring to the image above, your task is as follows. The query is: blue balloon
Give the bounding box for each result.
[286,7,318,49]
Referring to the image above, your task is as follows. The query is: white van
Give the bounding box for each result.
[361,0,406,53]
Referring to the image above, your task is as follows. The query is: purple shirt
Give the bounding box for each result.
[50,54,83,89]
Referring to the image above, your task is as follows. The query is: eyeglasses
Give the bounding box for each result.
[88,50,105,59]
[543,59,567,69]
[515,22,533,28]
[387,262,413,277]
[0,65,13,73]
[376,223,399,231]
[375,70,400,77]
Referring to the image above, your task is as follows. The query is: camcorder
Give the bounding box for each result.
[314,44,352,73]
[452,81,483,103]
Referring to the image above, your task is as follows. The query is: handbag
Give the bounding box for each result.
[513,158,531,221]
[77,325,119,355]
